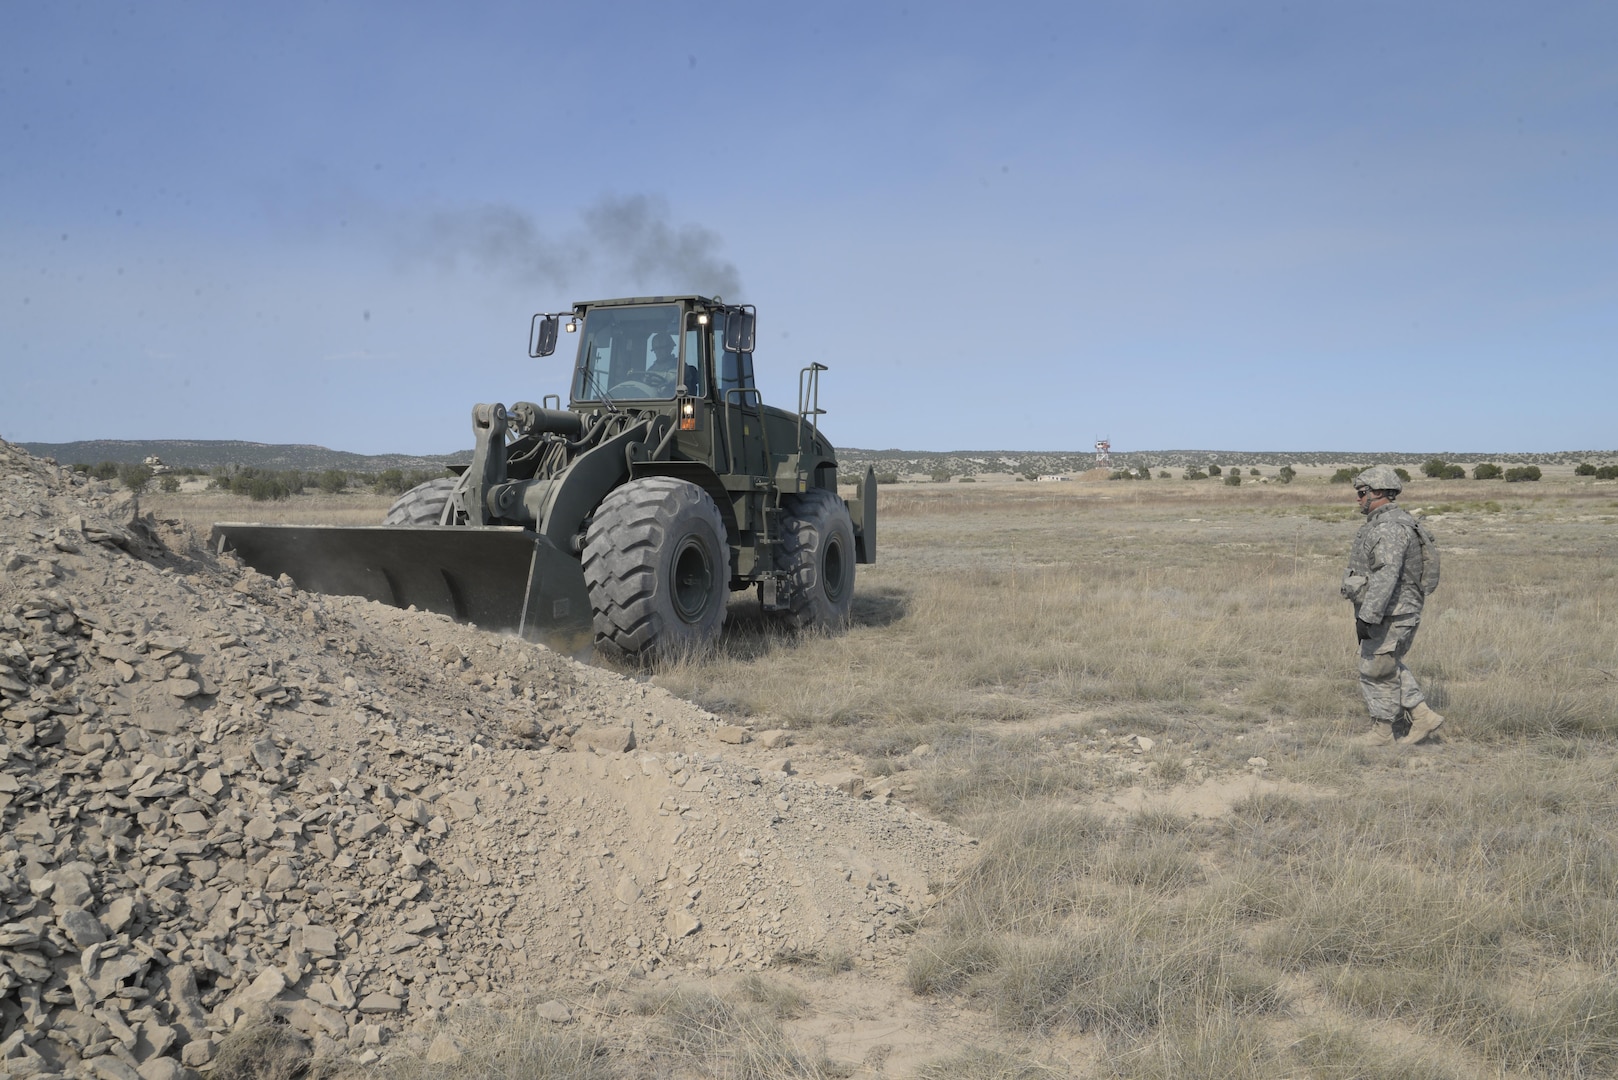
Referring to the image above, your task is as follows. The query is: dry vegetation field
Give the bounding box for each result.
[148,474,1618,1078]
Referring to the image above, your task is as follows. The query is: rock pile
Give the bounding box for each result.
[0,441,968,1077]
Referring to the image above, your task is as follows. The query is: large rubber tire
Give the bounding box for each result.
[583,478,729,661]
[383,477,458,525]
[777,487,856,631]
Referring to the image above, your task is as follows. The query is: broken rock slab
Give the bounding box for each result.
[573,723,635,754]
[666,910,702,938]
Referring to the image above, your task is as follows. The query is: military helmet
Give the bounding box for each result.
[1354,464,1403,494]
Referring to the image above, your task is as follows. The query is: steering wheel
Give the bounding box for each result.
[613,373,673,398]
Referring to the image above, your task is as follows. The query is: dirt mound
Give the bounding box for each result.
[0,440,969,1077]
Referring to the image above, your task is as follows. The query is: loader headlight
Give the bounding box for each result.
[679,400,697,431]
[565,319,578,333]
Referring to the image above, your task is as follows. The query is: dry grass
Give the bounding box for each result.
[147,488,395,529]
[653,480,1618,753]
[320,1003,616,1080]
[813,479,1616,1076]
[211,1013,313,1080]
[1288,1022,1471,1080]
[912,1045,1070,1079]
[632,986,840,1079]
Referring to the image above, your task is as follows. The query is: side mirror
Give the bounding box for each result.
[723,306,756,354]
[529,314,559,358]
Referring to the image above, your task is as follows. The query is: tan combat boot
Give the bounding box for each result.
[1400,702,1445,745]
[1350,723,1395,747]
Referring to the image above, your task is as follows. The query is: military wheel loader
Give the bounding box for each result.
[212,295,876,660]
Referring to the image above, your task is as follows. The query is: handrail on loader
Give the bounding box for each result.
[796,363,828,452]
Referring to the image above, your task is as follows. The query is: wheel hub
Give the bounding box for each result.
[671,538,715,622]
[822,537,847,602]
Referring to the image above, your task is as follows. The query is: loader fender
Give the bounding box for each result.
[629,459,740,543]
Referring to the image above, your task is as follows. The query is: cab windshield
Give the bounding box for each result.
[572,304,698,402]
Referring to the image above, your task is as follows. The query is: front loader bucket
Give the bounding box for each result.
[210,524,593,645]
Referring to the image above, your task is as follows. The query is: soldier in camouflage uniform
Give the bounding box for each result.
[1339,465,1446,746]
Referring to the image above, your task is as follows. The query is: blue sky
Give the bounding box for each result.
[3,1,1614,455]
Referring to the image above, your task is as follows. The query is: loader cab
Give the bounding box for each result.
[563,297,775,481]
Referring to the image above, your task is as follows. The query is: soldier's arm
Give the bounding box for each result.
[1357,524,1406,623]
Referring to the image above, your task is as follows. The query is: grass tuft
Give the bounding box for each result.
[211,1014,311,1080]
[913,1045,1069,1079]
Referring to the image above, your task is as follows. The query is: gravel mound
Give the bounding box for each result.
[0,440,969,1077]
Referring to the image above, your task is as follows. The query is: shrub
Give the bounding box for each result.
[1574,463,1596,476]
[1394,467,1411,482]
[76,461,121,482]
[1422,458,1450,478]
[873,471,899,485]
[1158,471,1170,479]
[1183,468,1208,481]
[1277,465,1296,484]
[222,467,300,501]
[931,470,952,483]
[231,472,288,500]
[159,475,180,493]
[1504,466,1542,483]
[1208,465,1222,476]
[250,477,291,500]
[317,469,347,494]
[1249,468,1260,477]
[375,468,404,494]
[1224,474,1242,486]
[1442,464,1466,479]
[1330,468,1356,484]
[1596,465,1618,480]
[117,463,153,493]
[1473,463,1502,480]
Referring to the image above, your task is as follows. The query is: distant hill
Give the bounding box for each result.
[15,439,471,472]
[838,447,1617,477]
[12,438,1613,476]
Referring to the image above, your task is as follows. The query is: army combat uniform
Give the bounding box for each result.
[1342,504,1427,718]
[1340,465,1444,745]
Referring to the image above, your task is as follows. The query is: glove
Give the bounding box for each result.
[1355,618,1377,641]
